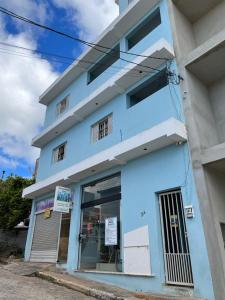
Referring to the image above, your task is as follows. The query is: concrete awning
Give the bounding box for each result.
[32,39,174,148]
[39,0,160,106]
[23,118,187,199]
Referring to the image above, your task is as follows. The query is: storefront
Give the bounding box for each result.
[79,173,121,272]
[30,198,71,263]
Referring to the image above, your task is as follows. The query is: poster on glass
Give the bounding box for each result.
[53,186,72,213]
[105,217,117,246]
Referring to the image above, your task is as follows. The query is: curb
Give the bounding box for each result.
[36,271,127,300]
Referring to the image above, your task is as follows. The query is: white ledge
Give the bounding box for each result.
[39,0,160,105]
[33,39,174,148]
[75,270,155,277]
[23,118,186,199]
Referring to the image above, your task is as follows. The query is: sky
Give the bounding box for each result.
[0,0,119,179]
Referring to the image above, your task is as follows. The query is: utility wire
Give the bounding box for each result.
[0,6,166,72]
[0,41,156,76]
[0,47,157,79]
[0,6,168,61]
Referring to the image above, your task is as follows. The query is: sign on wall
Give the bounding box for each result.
[53,186,72,213]
[105,217,117,246]
[36,198,54,213]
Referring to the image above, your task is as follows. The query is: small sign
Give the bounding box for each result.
[36,198,54,213]
[185,205,194,218]
[53,186,72,213]
[170,215,178,228]
[44,208,51,219]
[105,217,117,246]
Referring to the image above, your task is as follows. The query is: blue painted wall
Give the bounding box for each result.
[66,145,214,299]
[43,1,172,129]
[25,0,215,299]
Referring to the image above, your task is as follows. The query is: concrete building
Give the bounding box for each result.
[168,1,225,299]
[22,1,222,299]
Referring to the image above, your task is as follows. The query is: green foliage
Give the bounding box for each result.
[0,176,34,230]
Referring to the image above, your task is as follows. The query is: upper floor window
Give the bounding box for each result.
[92,114,113,143]
[52,142,66,163]
[127,8,161,50]
[88,45,120,84]
[128,68,168,107]
[56,97,68,116]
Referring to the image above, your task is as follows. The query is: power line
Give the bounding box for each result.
[0,41,155,76]
[0,6,168,62]
[0,6,166,72]
[0,46,157,79]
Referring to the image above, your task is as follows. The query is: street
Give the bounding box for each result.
[0,266,94,300]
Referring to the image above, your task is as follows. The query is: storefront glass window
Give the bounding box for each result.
[79,174,121,272]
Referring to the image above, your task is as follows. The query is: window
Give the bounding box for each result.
[127,8,161,50]
[52,142,66,163]
[79,174,121,272]
[128,68,168,107]
[57,97,68,115]
[92,114,112,143]
[88,45,120,84]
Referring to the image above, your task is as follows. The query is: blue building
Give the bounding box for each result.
[23,1,215,299]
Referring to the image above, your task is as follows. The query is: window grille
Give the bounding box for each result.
[53,143,66,163]
[92,114,112,143]
[57,97,68,115]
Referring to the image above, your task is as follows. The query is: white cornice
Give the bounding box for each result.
[39,0,160,105]
[23,118,187,199]
[33,39,174,148]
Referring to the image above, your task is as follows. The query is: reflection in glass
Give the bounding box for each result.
[80,174,121,272]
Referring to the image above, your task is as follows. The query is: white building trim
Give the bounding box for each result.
[23,118,187,199]
[33,39,174,148]
[39,0,160,105]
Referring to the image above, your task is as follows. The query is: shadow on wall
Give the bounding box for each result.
[0,229,28,259]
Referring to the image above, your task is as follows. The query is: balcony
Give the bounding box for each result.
[202,142,225,172]
[185,28,225,85]
[23,118,186,199]
[33,39,174,148]
[173,0,222,23]
[39,0,160,105]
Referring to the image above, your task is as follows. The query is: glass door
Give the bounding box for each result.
[58,212,71,262]
[79,174,122,272]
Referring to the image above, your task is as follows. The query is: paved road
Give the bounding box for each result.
[0,267,94,300]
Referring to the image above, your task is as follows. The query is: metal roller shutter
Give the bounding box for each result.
[30,211,61,263]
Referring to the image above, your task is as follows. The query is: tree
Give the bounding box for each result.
[0,176,34,230]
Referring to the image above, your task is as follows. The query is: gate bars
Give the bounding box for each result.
[159,190,194,286]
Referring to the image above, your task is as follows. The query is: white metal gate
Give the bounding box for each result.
[159,190,193,286]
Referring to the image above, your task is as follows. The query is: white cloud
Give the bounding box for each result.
[0,0,118,174]
[0,0,48,23]
[52,0,119,41]
[0,155,20,169]
[0,23,58,171]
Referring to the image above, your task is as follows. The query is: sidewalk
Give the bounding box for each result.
[1,261,205,300]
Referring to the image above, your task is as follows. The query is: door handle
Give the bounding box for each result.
[79,233,87,241]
